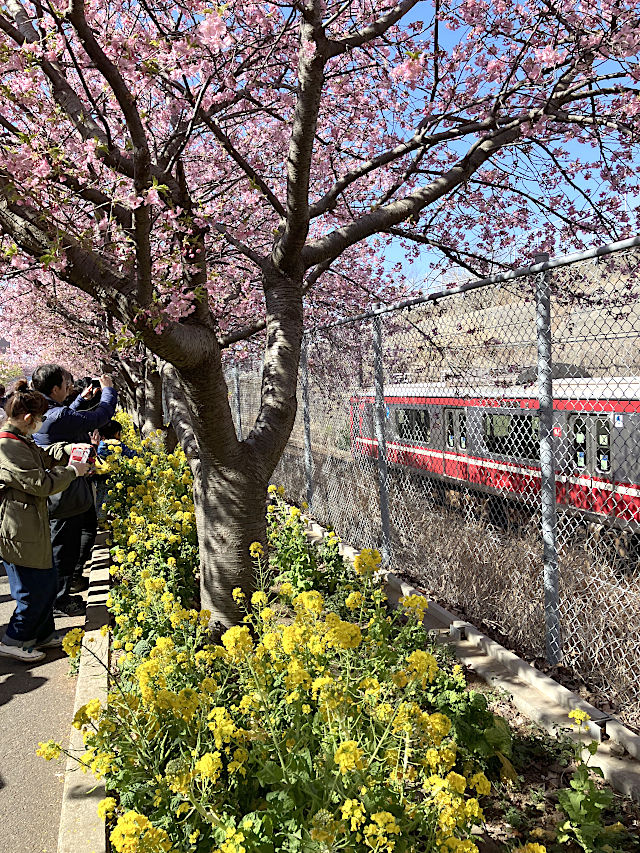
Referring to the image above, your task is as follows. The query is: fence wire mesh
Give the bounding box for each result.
[231,245,640,731]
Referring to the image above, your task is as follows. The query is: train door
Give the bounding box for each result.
[443,407,468,482]
[568,414,613,516]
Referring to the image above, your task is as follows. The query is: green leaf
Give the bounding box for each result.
[257,761,285,786]
[483,715,513,757]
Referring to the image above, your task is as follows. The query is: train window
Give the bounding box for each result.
[573,417,587,469]
[484,412,540,461]
[395,409,431,443]
[458,411,467,450]
[596,418,610,473]
[414,410,430,443]
[484,413,511,455]
[396,409,412,440]
[569,414,613,475]
[514,413,539,461]
[446,410,455,448]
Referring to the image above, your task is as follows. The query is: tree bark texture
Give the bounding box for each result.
[142,357,164,436]
[160,262,303,628]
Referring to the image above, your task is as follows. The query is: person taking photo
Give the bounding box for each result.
[31,365,117,615]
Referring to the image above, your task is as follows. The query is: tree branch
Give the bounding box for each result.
[384,227,511,277]
[193,110,286,219]
[0,174,217,369]
[308,117,507,219]
[326,0,421,56]
[302,120,524,268]
[67,0,153,306]
[273,0,328,272]
[213,223,268,269]
[218,259,332,347]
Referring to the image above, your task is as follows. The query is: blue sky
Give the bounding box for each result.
[374,1,640,291]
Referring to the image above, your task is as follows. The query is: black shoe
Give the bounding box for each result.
[70,576,89,593]
[54,598,87,617]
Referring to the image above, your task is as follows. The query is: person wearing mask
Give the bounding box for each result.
[0,381,90,662]
[31,365,117,615]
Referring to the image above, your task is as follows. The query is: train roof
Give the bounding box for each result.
[354,378,640,401]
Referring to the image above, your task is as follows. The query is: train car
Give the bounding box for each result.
[350,379,640,531]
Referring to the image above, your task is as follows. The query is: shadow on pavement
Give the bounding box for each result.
[0,663,48,708]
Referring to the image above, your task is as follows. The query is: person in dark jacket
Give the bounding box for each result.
[0,381,90,662]
[31,365,117,615]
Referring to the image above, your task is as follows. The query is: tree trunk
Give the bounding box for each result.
[142,357,164,436]
[192,458,267,630]
[134,379,145,431]
[164,423,179,453]
[173,261,303,629]
[176,355,259,630]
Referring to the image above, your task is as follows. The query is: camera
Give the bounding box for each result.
[90,378,101,390]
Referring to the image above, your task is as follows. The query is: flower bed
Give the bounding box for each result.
[38,415,639,853]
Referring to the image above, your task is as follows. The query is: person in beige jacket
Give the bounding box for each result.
[0,381,90,663]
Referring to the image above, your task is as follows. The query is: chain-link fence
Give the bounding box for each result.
[230,237,640,731]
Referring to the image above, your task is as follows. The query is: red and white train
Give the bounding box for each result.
[350,379,640,530]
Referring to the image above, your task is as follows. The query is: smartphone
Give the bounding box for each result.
[69,445,92,464]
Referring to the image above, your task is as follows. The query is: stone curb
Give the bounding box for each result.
[57,537,110,853]
[299,511,640,802]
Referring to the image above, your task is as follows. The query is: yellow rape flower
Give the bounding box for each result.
[334,740,364,774]
[399,593,429,621]
[194,751,222,781]
[325,618,362,650]
[97,797,117,820]
[513,845,547,853]
[469,771,491,796]
[36,740,62,760]
[62,627,84,659]
[249,541,264,558]
[568,709,591,728]
[293,590,324,615]
[345,591,363,610]
[406,649,438,682]
[110,810,174,853]
[341,798,366,830]
[353,548,381,576]
[221,626,253,659]
[363,811,400,851]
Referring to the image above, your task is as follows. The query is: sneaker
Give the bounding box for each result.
[54,599,87,617]
[0,642,46,662]
[69,576,89,593]
[35,634,64,649]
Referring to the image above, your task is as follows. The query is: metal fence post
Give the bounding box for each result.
[535,253,561,665]
[300,336,314,510]
[372,308,392,566]
[233,364,243,441]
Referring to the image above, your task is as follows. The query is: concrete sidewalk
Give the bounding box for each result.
[0,568,89,853]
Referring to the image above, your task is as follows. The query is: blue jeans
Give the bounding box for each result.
[1,562,57,647]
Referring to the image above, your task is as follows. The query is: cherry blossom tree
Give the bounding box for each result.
[0,278,167,432]
[0,0,639,627]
